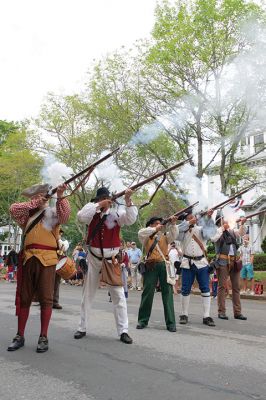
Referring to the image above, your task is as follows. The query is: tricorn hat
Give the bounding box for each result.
[21,183,50,198]
[177,207,193,221]
[91,187,111,202]
[146,216,163,227]
[215,210,223,227]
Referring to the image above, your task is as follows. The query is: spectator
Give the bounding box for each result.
[168,242,182,295]
[128,242,142,290]
[239,235,255,295]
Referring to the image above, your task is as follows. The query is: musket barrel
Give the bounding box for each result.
[48,147,120,196]
[236,209,265,222]
[200,184,255,216]
[161,201,199,225]
[111,157,192,200]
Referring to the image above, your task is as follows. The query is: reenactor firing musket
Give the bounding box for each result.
[161,201,199,225]
[236,209,266,223]
[200,184,256,217]
[46,147,121,198]
[110,157,192,201]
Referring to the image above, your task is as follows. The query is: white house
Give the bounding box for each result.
[207,132,266,252]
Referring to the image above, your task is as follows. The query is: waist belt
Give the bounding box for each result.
[89,248,112,261]
[219,254,236,260]
[183,254,204,261]
[25,244,57,251]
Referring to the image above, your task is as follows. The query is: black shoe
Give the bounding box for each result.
[179,315,188,324]
[36,336,48,353]
[53,304,62,309]
[234,314,247,320]
[167,326,177,332]
[7,334,25,351]
[120,333,133,344]
[74,330,86,339]
[203,317,215,327]
[218,313,229,320]
[136,324,146,329]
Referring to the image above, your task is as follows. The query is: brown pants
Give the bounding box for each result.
[217,264,241,316]
[21,257,56,308]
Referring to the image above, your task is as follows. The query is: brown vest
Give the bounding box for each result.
[24,221,59,266]
[145,234,169,263]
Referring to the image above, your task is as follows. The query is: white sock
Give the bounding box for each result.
[202,293,211,318]
[181,294,190,316]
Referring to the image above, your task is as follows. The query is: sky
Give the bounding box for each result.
[0,0,158,121]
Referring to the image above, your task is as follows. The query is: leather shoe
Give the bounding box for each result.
[74,330,86,339]
[53,304,62,309]
[136,324,146,329]
[7,334,25,351]
[234,314,247,320]
[203,317,215,327]
[218,313,229,320]
[179,315,188,324]
[167,326,177,332]
[36,336,48,353]
[120,333,133,344]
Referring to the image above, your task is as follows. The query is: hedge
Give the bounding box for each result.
[207,254,266,271]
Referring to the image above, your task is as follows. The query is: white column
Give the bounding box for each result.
[252,218,262,252]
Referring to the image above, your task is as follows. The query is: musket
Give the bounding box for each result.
[47,147,120,197]
[161,201,199,225]
[111,157,192,200]
[200,184,255,217]
[236,209,266,223]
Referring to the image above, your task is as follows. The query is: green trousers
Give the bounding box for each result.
[137,261,176,328]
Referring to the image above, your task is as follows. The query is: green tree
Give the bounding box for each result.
[0,121,43,245]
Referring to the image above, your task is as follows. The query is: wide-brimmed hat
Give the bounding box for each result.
[146,216,163,227]
[21,183,50,198]
[91,187,111,202]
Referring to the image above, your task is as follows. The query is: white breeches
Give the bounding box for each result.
[78,252,128,336]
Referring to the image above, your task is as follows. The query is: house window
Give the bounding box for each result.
[254,134,264,152]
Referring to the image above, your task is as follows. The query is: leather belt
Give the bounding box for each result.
[25,244,57,251]
[89,248,112,261]
[183,254,204,261]
[219,254,236,260]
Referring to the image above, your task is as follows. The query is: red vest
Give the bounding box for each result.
[87,213,121,248]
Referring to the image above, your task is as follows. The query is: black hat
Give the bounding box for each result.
[91,187,111,202]
[177,207,193,221]
[146,216,163,227]
[215,210,223,227]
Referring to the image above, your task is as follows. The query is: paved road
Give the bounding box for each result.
[0,281,265,400]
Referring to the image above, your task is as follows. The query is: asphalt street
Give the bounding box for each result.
[0,281,265,400]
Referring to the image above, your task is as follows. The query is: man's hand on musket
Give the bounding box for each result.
[239,217,247,225]
[124,188,133,207]
[207,208,214,218]
[98,199,113,211]
[57,183,68,198]
[169,215,178,224]
[33,194,49,208]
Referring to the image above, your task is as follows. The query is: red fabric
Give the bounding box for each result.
[15,251,24,316]
[17,307,30,336]
[10,198,71,228]
[25,244,57,251]
[40,307,52,337]
[87,213,121,248]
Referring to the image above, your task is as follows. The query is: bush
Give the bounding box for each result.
[261,236,266,253]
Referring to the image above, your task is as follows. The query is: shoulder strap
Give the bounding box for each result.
[146,235,159,260]
[20,210,45,250]
[192,233,207,258]
[86,214,107,245]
